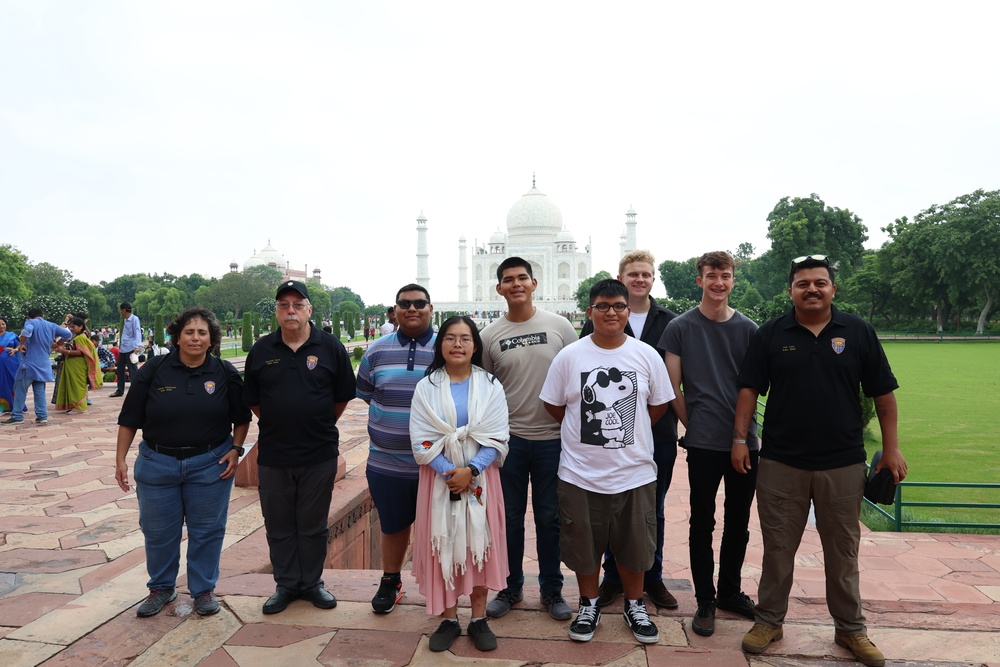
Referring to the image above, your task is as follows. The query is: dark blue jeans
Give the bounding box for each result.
[687,446,758,603]
[601,439,677,585]
[498,434,563,595]
[116,351,138,393]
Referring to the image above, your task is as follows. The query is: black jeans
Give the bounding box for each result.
[687,446,758,603]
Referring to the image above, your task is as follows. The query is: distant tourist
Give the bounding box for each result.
[110,302,142,398]
[2,308,72,425]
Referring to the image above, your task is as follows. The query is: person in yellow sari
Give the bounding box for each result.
[56,317,102,413]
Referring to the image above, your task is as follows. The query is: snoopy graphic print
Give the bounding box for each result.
[580,367,637,449]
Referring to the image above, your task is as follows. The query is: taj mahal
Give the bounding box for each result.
[424,177,638,314]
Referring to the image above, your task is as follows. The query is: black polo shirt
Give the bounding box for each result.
[118,351,251,448]
[737,306,898,470]
[243,322,356,468]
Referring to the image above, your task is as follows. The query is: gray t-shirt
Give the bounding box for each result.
[481,308,578,440]
[660,308,760,452]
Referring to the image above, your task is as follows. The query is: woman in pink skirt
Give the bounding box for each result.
[409,315,509,653]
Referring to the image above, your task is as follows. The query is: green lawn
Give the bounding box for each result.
[863,341,1000,531]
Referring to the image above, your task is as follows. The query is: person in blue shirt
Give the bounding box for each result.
[111,301,142,397]
[2,308,72,425]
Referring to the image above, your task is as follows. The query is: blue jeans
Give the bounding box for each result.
[498,434,563,595]
[602,439,677,585]
[11,378,47,421]
[134,438,234,596]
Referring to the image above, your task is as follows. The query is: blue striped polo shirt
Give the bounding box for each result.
[356,326,435,478]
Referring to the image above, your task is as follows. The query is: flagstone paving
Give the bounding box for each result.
[1,380,999,666]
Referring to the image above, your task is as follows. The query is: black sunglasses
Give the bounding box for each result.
[396,298,429,310]
[790,254,830,268]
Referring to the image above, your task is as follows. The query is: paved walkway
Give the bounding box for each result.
[1,387,999,666]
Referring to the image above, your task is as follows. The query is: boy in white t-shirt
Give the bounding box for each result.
[540,279,674,645]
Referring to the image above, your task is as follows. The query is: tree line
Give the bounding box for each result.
[4,188,997,335]
[0,252,387,332]
[653,189,997,334]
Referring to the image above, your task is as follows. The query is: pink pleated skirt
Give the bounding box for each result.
[411,463,509,616]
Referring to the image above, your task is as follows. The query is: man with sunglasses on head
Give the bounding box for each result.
[244,281,357,615]
[540,279,674,644]
[480,257,578,622]
[733,255,907,667]
[356,284,435,614]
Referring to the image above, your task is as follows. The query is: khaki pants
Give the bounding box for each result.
[755,458,867,634]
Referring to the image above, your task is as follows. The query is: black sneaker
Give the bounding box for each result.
[623,599,659,644]
[1,417,23,425]
[568,597,601,642]
[371,574,402,614]
[194,591,220,616]
[34,417,48,424]
[692,600,716,636]
[467,618,497,651]
[137,588,177,617]
[540,590,573,621]
[485,587,523,618]
[428,619,461,652]
[716,591,755,620]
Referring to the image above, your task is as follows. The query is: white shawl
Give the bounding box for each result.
[410,366,509,588]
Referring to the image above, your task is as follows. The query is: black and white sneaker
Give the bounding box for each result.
[569,596,601,642]
[623,599,659,644]
[371,574,403,613]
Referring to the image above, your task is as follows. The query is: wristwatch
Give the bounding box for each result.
[231,445,246,457]
[468,463,480,477]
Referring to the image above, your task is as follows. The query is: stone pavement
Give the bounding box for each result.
[1,386,1000,666]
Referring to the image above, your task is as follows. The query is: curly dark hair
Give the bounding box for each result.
[166,307,223,352]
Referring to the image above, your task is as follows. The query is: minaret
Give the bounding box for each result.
[625,206,638,252]
[416,211,430,292]
[458,235,468,302]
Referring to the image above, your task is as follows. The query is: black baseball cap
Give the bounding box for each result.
[275,280,310,300]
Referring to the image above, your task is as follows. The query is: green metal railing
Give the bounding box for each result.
[863,481,1000,532]
[756,399,1000,532]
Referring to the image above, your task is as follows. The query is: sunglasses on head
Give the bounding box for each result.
[790,254,830,268]
[396,298,429,310]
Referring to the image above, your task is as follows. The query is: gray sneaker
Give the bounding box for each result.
[540,590,573,621]
[485,588,523,618]
[34,417,48,424]
[194,591,220,616]
[137,588,177,617]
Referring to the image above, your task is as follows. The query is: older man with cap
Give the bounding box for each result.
[244,280,357,614]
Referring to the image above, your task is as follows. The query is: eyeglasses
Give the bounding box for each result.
[590,302,628,312]
[442,335,474,346]
[277,301,309,311]
[790,254,830,268]
[396,298,429,310]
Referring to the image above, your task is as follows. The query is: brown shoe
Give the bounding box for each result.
[596,579,623,607]
[643,580,678,609]
[835,632,885,667]
[741,622,783,654]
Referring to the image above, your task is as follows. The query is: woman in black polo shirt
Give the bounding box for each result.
[115,307,251,618]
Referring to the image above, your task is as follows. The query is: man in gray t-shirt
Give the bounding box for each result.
[660,251,759,638]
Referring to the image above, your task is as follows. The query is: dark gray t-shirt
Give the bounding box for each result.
[660,308,759,452]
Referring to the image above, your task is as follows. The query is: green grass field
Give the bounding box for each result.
[862,341,1000,532]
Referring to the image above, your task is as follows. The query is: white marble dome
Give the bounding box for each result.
[489,229,507,244]
[245,241,288,270]
[506,185,563,242]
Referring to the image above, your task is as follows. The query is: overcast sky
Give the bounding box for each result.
[2,1,997,305]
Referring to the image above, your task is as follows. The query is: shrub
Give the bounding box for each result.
[242,313,253,353]
[352,345,364,361]
[103,371,116,383]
